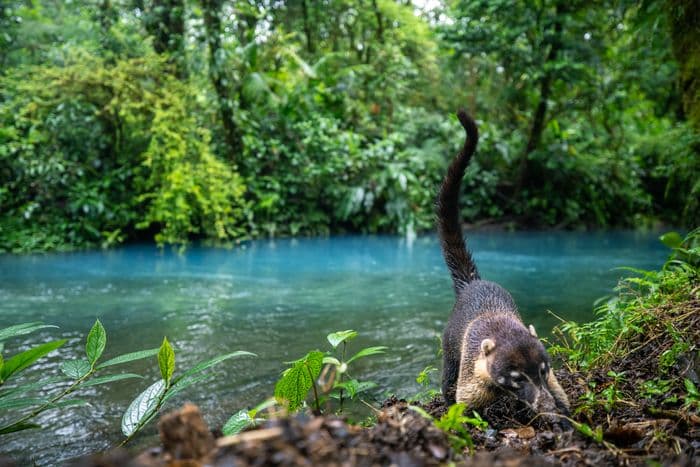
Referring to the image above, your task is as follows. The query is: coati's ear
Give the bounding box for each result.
[480,338,496,356]
[528,324,538,338]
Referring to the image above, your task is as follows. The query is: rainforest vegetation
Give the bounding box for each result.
[0,0,698,252]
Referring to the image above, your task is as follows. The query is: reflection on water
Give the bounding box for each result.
[0,231,668,464]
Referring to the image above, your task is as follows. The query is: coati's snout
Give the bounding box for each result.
[479,327,556,410]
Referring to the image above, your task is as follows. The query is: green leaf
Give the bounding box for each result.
[0,339,66,382]
[81,373,143,387]
[85,320,107,365]
[222,409,254,436]
[0,323,58,342]
[162,373,215,403]
[0,397,48,410]
[60,359,91,380]
[174,351,255,384]
[327,330,358,348]
[158,337,175,386]
[0,422,41,435]
[274,351,323,411]
[96,348,159,369]
[322,356,341,366]
[121,379,166,437]
[660,231,683,249]
[0,377,65,399]
[249,397,276,418]
[347,346,387,364]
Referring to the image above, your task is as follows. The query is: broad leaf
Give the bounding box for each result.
[327,330,358,348]
[86,320,107,365]
[158,337,175,386]
[222,409,253,436]
[82,373,142,387]
[121,380,165,437]
[60,359,91,380]
[347,346,387,364]
[274,350,323,411]
[1,339,66,382]
[0,323,57,342]
[96,348,159,369]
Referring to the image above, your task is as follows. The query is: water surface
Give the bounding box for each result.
[0,231,668,464]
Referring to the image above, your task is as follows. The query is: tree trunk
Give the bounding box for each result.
[667,0,700,129]
[515,3,564,196]
[301,0,315,53]
[144,0,187,78]
[201,0,241,159]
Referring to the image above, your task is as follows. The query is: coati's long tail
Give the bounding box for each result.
[437,110,480,293]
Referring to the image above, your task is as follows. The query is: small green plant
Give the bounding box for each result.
[120,337,255,444]
[274,330,386,414]
[682,379,700,410]
[221,398,276,436]
[415,402,487,455]
[0,320,158,435]
[412,365,440,402]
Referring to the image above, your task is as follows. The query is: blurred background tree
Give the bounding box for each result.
[0,0,697,251]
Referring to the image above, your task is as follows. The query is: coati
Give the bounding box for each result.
[437,110,570,417]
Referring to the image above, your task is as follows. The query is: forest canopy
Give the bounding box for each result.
[0,0,698,251]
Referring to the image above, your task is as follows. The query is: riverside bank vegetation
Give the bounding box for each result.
[1,0,699,252]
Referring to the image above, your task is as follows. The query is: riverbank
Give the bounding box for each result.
[69,231,699,466]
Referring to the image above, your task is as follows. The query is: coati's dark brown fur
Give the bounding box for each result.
[438,110,570,417]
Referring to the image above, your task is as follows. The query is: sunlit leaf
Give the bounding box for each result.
[1,339,66,381]
[86,320,107,365]
[158,337,175,386]
[327,330,357,348]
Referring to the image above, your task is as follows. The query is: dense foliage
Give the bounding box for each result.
[0,1,698,251]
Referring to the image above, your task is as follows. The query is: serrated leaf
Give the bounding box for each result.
[158,337,175,386]
[121,380,165,437]
[1,339,66,381]
[174,351,255,384]
[222,409,254,436]
[96,348,159,369]
[60,359,91,380]
[327,330,358,348]
[82,373,142,387]
[86,320,107,365]
[0,323,58,342]
[347,346,387,364]
[274,351,323,411]
[0,422,41,435]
